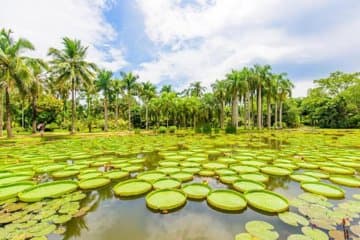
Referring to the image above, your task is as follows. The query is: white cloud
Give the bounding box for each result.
[0,0,127,71]
[135,0,360,94]
[293,80,316,98]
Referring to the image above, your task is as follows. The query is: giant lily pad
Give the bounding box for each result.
[103,170,129,180]
[18,180,78,202]
[0,174,33,185]
[146,189,187,211]
[320,166,355,175]
[233,179,265,192]
[290,174,319,182]
[153,178,181,189]
[169,171,193,182]
[245,190,289,213]
[329,175,360,187]
[79,177,111,190]
[113,179,152,197]
[0,181,35,200]
[278,211,309,226]
[241,173,269,183]
[301,226,329,240]
[137,171,166,182]
[260,166,292,176]
[52,170,79,178]
[207,189,247,211]
[301,182,345,198]
[182,183,211,200]
[245,220,279,240]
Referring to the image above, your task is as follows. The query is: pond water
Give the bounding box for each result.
[0,129,360,240]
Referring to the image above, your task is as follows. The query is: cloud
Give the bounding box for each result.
[0,0,127,71]
[135,0,360,94]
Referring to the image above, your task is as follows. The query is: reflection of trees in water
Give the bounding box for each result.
[145,212,233,240]
[267,176,291,190]
[64,216,88,240]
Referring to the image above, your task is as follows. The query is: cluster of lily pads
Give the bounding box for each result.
[0,130,359,239]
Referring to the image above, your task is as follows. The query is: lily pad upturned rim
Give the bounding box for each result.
[0,181,35,201]
[145,188,187,211]
[207,189,247,211]
[79,177,111,190]
[300,181,345,198]
[18,180,78,202]
[244,189,289,213]
[182,182,211,199]
[233,179,265,192]
[113,179,152,197]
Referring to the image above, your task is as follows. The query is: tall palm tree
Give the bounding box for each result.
[26,58,48,133]
[110,79,123,128]
[211,79,227,129]
[278,76,294,128]
[264,72,277,129]
[48,37,97,134]
[253,64,272,130]
[160,84,172,93]
[139,81,156,130]
[0,29,34,138]
[120,72,139,130]
[187,81,206,97]
[95,69,112,131]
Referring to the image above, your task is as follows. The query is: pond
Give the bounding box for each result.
[0,129,359,240]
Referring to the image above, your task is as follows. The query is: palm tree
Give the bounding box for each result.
[253,64,272,129]
[278,76,294,128]
[160,84,172,93]
[120,72,139,130]
[211,79,227,129]
[48,37,97,134]
[95,69,112,131]
[139,81,156,130]
[0,29,34,138]
[264,72,277,129]
[186,81,206,97]
[110,79,123,128]
[26,58,48,133]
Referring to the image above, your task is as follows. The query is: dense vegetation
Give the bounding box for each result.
[0,29,359,138]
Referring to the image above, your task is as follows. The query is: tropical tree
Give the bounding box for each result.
[139,81,156,129]
[278,76,294,128]
[160,84,173,93]
[48,37,97,134]
[186,81,206,97]
[95,69,112,131]
[0,29,34,138]
[211,79,227,129]
[120,72,139,130]
[110,79,123,127]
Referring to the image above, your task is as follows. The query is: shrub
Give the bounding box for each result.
[214,128,220,134]
[202,123,212,134]
[168,126,177,133]
[195,126,202,133]
[225,123,237,134]
[134,128,141,134]
[158,126,167,134]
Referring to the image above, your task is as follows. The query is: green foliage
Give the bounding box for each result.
[202,123,212,134]
[214,128,221,134]
[168,126,177,133]
[134,128,141,134]
[225,123,237,134]
[158,126,167,134]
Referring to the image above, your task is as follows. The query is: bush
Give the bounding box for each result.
[45,122,59,132]
[202,123,212,134]
[225,123,237,134]
[168,126,177,133]
[134,128,141,134]
[195,126,202,134]
[214,128,220,134]
[158,126,167,134]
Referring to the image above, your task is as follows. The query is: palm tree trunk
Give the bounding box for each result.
[220,100,225,129]
[257,85,262,129]
[274,101,278,129]
[232,91,239,129]
[246,92,251,129]
[128,99,131,130]
[0,89,3,137]
[32,96,37,133]
[193,114,196,129]
[104,96,108,131]
[267,94,271,129]
[5,87,13,138]
[71,79,75,134]
[115,95,119,128]
[279,101,283,129]
[250,92,254,128]
[145,104,149,130]
[243,95,247,129]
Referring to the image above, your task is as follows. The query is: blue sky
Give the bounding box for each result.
[1,0,360,96]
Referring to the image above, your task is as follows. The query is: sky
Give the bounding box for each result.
[1,0,360,97]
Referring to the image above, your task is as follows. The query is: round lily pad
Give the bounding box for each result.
[52,170,79,178]
[290,174,319,182]
[329,175,360,187]
[153,178,181,190]
[301,226,329,240]
[137,171,166,182]
[320,166,355,175]
[301,182,345,198]
[207,189,247,211]
[113,179,152,197]
[198,170,215,176]
[233,179,265,192]
[261,166,292,176]
[182,183,211,200]
[103,170,129,180]
[169,171,193,182]
[18,180,78,202]
[219,174,241,184]
[79,177,111,190]
[0,174,33,185]
[245,220,279,240]
[303,171,329,179]
[241,173,269,183]
[278,211,309,226]
[146,189,187,211]
[245,190,289,213]
[0,181,35,201]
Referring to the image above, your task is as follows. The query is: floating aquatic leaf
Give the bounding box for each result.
[278,211,309,227]
[301,226,329,240]
[207,189,247,211]
[245,190,289,213]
